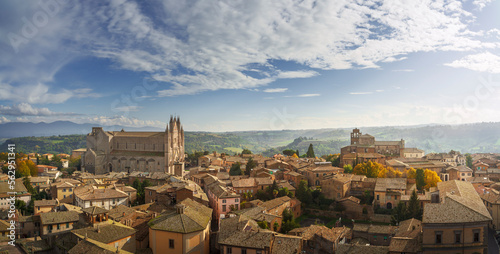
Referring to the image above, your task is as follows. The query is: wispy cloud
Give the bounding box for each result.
[0,103,77,116]
[263,88,288,93]
[112,106,142,112]
[444,52,500,73]
[284,94,320,98]
[350,92,373,95]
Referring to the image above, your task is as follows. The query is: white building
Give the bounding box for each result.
[74,187,128,210]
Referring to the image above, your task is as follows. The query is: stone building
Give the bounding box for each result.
[83,116,185,175]
[340,128,405,166]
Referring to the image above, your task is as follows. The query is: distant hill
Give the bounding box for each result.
[0,121,163,139]
[1,121,500,156]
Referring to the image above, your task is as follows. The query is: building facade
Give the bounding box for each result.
[83,116,185,175]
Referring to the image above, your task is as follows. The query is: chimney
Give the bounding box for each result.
[176,204,186,214]
[97,225,100,233]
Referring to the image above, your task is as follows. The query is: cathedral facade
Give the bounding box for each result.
[82,117,185,175]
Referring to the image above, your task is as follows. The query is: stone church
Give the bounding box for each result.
[82,116,185,175]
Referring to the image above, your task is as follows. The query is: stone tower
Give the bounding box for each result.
[165,116,185,174]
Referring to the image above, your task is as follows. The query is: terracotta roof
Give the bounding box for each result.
[232,178,256,188]
[352,224,396,235]
[219,230,274,249]
[255,177,274,186]
[82,206,109,215]
[271,234,302,254]
[40,211,79,225]
[259,196,291,211]
[337,243,389,254]
[208,183,239,199]
[447,165,473,172]
[480,189,500,204]
[374,178,407,192]
[108,205,138,220]
[423,181,492,223]
[72,222,136,244]
[34,199,57,207]
[68,238,133,254]
[76,188,128,201]
[148,198,212,234]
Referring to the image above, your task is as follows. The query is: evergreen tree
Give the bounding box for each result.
[306,144,315,158]
[415,168,425,190]
[407,190,422,220]
[466,154,473,168]
[391,202,408,225]
[245,157,257,175]
[229,162,242,176]
[296,150,299,157]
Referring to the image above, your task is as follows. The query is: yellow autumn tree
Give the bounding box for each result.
[424,169,441,189]
[387,167,403,178]
[404,168,417,179]
[26,160,38,176]
[292,153,299,158]
[354,161,385,178]
[17,160,30,177]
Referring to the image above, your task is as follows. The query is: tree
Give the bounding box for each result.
[292,153,299,159]
[241,149,252,155]
[229,162,242,176]
[415,168,425,191]
[407,190,422,220]
[466,154,473,168]
[404,168,417,179]
[245,158,257,175]
[296,180,312,204]
[15,199,27,215]
[23,177,36,195]
[283,149,296,156]
[273,222,279,231]
[391,202,408,225]
[306,144,315,158]
[26,160,38,176]
[353,162,385,178]
[280,209,300,233]
[343,164,353,174]
[423,169,441,190]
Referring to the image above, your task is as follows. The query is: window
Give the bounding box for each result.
[169,239,174,249]
[223,199,226,203]
[66,223,69,228]
[222,205,226,212]
[241,249,247,254]
[227,247,232,254]
[473,230,480,242]
[394,196,397,200]
[63,188,66,192]
[57,224,60,230]
[455,231,461,243]
[377,195,380,201]
[235,204,239,210]
[256,251,262,254]
[435,231,442,244]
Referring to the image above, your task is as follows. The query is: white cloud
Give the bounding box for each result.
[350,92,373,95]
[284,94,320,97]
[263,88,288,93]
[112,105,142,112]
[376,90,384,92]
[276,70,319,79]
[0,82,99,104]
[0,103,76,116]
[473,0,493,10]
[444,52,500,73]
[0,116,10,124]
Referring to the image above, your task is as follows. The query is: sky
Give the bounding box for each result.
[0,0,499,132]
